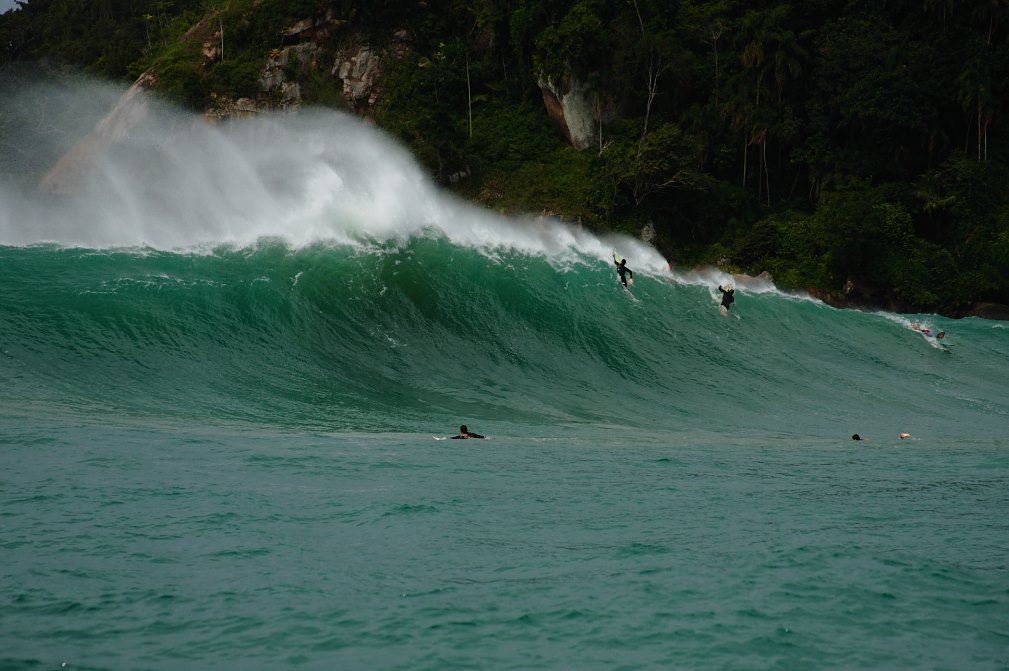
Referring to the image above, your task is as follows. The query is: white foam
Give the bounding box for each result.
[1,85,674,276]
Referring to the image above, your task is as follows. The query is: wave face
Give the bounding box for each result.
[1,96,1006,441]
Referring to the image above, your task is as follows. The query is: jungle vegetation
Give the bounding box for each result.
[3,0,1009,314]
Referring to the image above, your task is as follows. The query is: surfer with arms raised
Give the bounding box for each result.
[613,251,633,288]
[717,283,735,315]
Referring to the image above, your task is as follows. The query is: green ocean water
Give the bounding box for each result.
[1,101,1008,669]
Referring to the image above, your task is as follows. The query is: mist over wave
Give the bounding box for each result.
[2,80,1006,442]
[4,74,1009,671]
[0,78,671,274]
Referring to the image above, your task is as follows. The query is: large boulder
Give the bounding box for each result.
[332,31,412,115]
[335,45,380,113]
[538,76,598,150]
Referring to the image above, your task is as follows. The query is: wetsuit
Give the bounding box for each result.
[451,432,484,439]
[718,286,735,310]
[614,257,633,287]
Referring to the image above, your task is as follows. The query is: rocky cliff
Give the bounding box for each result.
[37,7,599,195]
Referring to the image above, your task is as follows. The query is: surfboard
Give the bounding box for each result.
[434,435,493,440]
[910,324,947,347]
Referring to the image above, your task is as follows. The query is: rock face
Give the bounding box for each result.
[335,46,380,114]
[36,10,235,192]
[35,11,406,192]
[332,30,411,115]
[260,43,320,99]
[538,76,598,150]
[208,30,411,119]
[206,95,264,120]
[36,71,157,195]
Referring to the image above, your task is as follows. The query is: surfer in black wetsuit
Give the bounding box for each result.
[718,284,735,311]
[451,425,485,439]
[613,252,633,287]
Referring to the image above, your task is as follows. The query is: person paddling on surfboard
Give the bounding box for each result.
[451,424,485,439]
[911,323,946,339]
[613,251,633,288]
[718,283,735,312]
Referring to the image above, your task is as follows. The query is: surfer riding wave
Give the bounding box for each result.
[613,251,633,288]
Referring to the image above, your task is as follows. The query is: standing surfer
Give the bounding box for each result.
[613,251,633,288]
[718,284,735,313]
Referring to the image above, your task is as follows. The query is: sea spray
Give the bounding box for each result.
[0,77,671,277]
[0,79,1005,442]
[2,77,1008,671]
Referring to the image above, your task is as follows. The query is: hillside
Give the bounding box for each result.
[2,0,1009,317]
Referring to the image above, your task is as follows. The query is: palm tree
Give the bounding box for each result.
[736,5,804,206]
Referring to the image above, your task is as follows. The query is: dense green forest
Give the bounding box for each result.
[3,0,1009,315]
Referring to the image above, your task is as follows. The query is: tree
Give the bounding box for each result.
[599,121,708,206]
[732,4,804,205]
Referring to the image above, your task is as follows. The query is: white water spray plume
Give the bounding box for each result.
[0,76,674,275]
